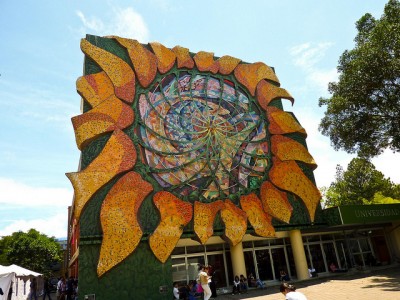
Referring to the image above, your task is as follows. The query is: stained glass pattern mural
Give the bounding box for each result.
[68,35,322,276]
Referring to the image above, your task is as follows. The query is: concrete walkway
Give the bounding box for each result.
[214,265,400,300]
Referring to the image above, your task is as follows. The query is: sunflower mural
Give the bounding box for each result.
[67,35,321,278]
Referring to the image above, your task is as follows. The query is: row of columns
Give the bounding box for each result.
[230,229,309,280]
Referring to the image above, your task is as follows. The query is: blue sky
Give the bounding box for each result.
[0,0,397,238]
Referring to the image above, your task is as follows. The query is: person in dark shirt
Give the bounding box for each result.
[43,277,52,300]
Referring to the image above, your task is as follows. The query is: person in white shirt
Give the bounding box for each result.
[280,282,308,300]
[173,282,180,300]
[199,265,212,300]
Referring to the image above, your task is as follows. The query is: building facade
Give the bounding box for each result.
[66,35,400,299]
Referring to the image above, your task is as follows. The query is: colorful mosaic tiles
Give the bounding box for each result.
[149,192,193,263]
[97,172,153,276]
[69,36,321,275]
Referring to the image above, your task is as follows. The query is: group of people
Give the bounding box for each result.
[231,274,249,295]
[56,276,78,300]
[173,265,217,300]
[173,267,308,300]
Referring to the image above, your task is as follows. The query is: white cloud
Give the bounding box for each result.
[289,42,333,70]
[308,68,338,93]
[0,178,72,207]
[288,42,338,93]
[286,107,353,188]
[76,10,104,32]
[0,213,67,239]
[76,7,150,42]
[372,150,400,184]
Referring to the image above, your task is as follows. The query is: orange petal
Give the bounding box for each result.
[76,72,114,108]
[269,158,321,222]
[271,135,317,169]
[234,62,280,96]
[66,129,136,220]
[193,51,218,74]
[260,181,293,223]
[194,201,225,244]
[149,42,176,74]
[220,200,247,246]
[97,172,153,277]
[80,39,135,103]
[240,194,275,237]
[256,80,294,110]
[149,192,193,263]
[71,97,134,150]
[266,106,307,136]
[112,37,157,88]
[172,46,195,69]
[216,55,241,75]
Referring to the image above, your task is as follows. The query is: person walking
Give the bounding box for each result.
[199,265,212,300]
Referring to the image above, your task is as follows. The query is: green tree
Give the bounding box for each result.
[363,192,400,205]
[319,0,400,157]
[0,235,12,265]
[0,229,62,276]
[324,157,400,207]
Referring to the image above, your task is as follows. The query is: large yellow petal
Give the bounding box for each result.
[266,107,307,136]
[271,135,317,169]
[171,46,195,69]
[149,42,176,74]
[260,181,293,223]
[80,39,135,103]
[193,51,218,74]
[256,80,294,110]
[269,158,321,222]
[220,200,247,246]
[240,194,275,237]
[66,130,136,220]
[216,55,241,75]
[194,201,224,244]
[76,72,114,108]
[149,192,193,263]
[97,172,153,277]
[71,96,134,150]
[112,37,157,88]
[234,62,280,96]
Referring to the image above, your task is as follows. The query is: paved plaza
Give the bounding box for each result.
[216,265,400,300]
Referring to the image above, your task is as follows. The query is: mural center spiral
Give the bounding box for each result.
[138,73,270,200]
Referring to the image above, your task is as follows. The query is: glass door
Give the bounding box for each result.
[255,249,273,280]
[207,253,227,288]
[187,255,205,282]
[307,244,327,273]
[271,247,289,280]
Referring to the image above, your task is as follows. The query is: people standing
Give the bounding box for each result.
[42,278,52,300]
[30,277,38,300]
[199,265,212,300]
[58,277,66,300]
[280,283,308,300]
[56,278,61,300]
[208,266,217,298]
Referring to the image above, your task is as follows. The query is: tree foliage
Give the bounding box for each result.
[319,0,400,157]
[323,157,400,207]
[0,229,62,276]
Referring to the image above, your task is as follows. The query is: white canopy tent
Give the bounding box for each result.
[0,265,42,300]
